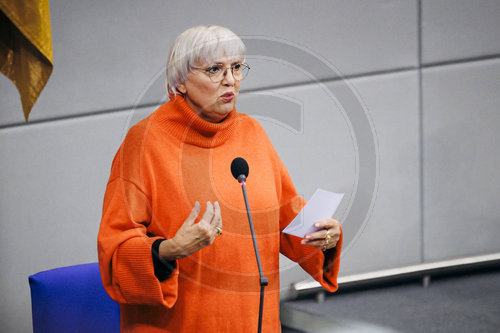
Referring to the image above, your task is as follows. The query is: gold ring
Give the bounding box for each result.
[322,244,327,251]
[325,234,331,244]
[215,226,222,236]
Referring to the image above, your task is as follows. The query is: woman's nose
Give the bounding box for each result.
[221,68,235,85]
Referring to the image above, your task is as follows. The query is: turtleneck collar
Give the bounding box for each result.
[155,95,238,148]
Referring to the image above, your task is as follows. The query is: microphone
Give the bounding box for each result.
[231,157,249,183]
[230,157,267,333]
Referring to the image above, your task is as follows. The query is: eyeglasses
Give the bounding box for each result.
[192,63,250,83]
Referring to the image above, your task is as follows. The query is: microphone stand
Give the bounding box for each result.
[238,175,268,333]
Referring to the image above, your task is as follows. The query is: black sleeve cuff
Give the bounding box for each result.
[323,247,336,273]
[151,239,177,282]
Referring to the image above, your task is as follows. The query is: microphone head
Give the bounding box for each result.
[231,157,249,181]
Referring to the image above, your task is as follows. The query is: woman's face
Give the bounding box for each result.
[177,56,242,123]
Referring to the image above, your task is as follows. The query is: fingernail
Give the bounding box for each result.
[315,223,320,228]
[305,235,311,239]
[301,240,306,244]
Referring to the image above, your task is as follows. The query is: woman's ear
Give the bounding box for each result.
[176,84,187,94]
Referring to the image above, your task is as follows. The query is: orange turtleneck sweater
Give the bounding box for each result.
[97,96,342,332]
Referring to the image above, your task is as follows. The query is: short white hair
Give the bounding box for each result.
[166,25,246,96]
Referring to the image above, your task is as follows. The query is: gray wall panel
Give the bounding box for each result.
[0,0,417,126]
[0,110,143,332]
[423,59,500,261]
[422,0,500,64]
[333,71,421,275]
[0,75,22,121]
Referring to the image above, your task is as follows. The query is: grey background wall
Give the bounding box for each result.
[1,1,499,332]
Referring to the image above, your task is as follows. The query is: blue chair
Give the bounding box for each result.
[29,263,120,333]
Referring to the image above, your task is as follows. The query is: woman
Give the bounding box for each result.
[98,25,342,332]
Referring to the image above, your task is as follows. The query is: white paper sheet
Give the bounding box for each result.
[282,189,344,238]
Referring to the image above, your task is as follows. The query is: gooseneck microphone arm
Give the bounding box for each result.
[231,158,268,333]
[239,176,269,287]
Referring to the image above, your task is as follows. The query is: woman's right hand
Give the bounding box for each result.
[159,201,222,261]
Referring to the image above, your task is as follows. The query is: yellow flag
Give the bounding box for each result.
[0,0,53,121]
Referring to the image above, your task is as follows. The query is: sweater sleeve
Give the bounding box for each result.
[97,173,179,307]
[277,158,343,293]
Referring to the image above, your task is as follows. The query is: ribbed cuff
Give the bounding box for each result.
[151,239,177,282]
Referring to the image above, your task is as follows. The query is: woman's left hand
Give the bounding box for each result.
[301,218,341,251]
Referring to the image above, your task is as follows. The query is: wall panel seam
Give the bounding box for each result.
[418,0,425,264]
[422,54,500,69]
